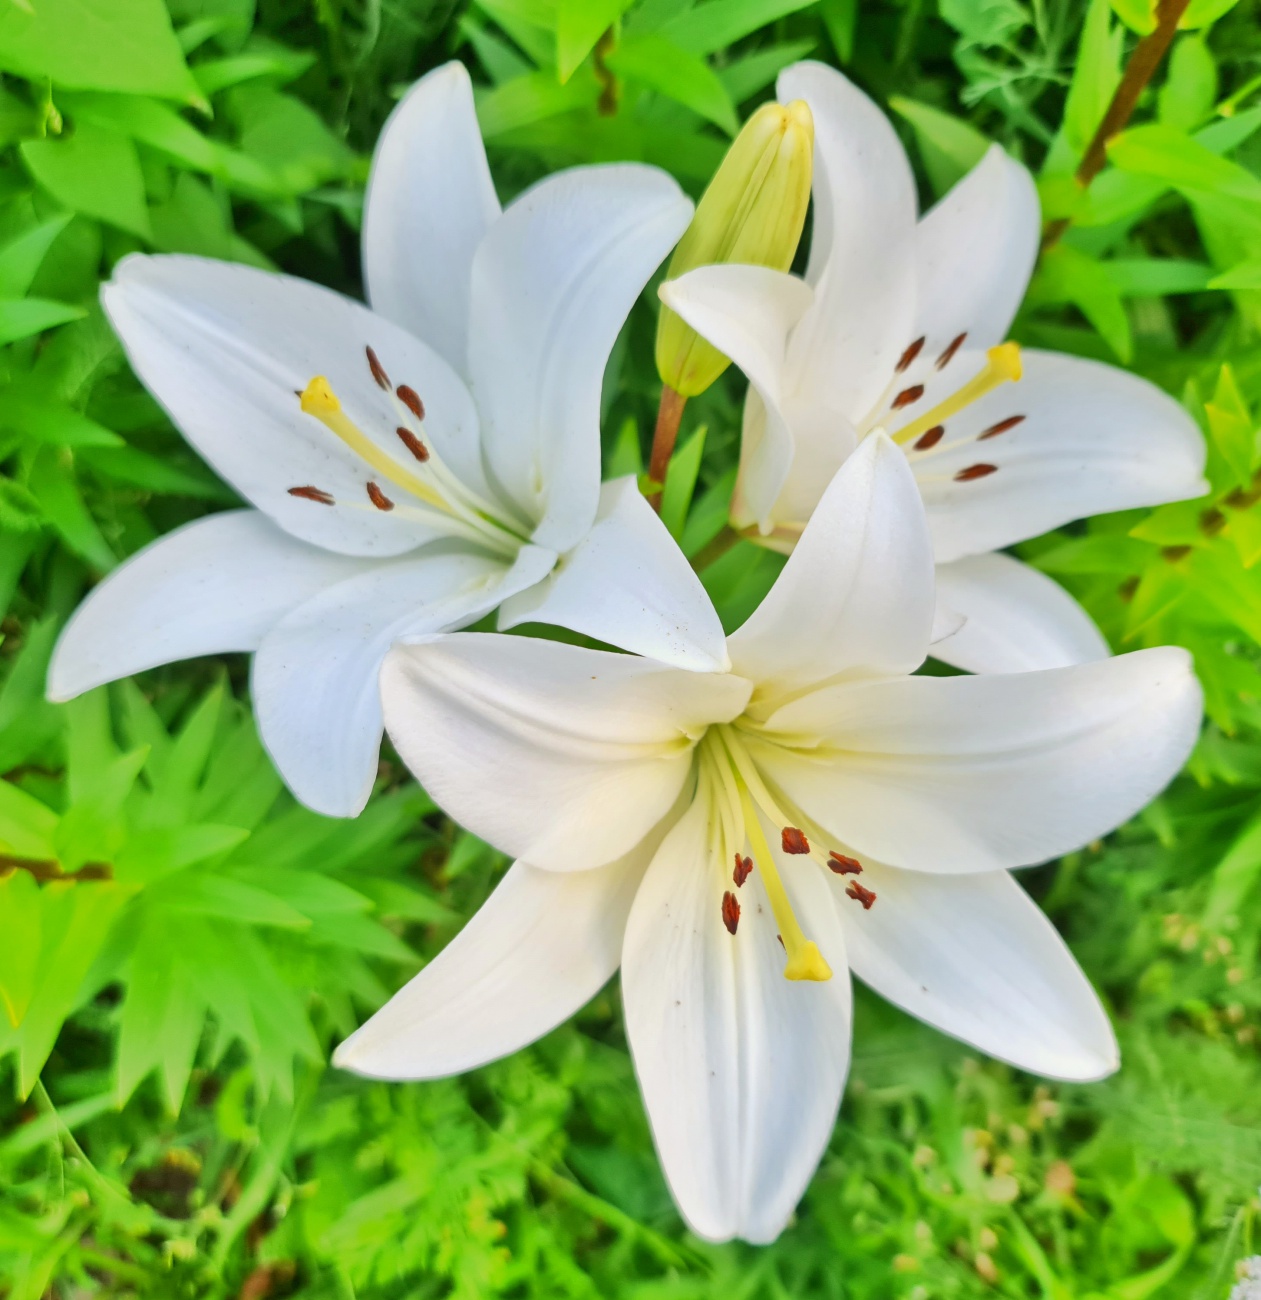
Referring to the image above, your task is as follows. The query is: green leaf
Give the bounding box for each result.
[0,871,42,1027]
[660,424,706,540]
[606,416,643,479]
[0,214,72,297]
[1157,35,1216,131]
[658,0,817,55]
[0,297,85,344]
[1104,258,1213,295]
[1180,0,1243,28]
[608,34,738,135]
[0,0,203,105]
[1108,123,1261,203]
[1030,244,1133,361]
[1063,0,1122,157]
[556,0,634,82]
[1109,0,1157,33]
[681,465,736,557]
[718,40,816,105]
[1208,259,1261,289]
[890,97,991,196]
[25,445,115,571]
[1203,364,1256,484]
[21,121,151,238]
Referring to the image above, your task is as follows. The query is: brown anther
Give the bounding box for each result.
[288,485,334,505]
[979,415,1025,440]
[396,426,430,462]
[733,854,753,887]
[776,933,785,949]
[1200,507,1226,536]
[366,481,394,511]
[1118,575,1140,603]
[1162,544,1192,563]
[365,345,391,390]
[936,332,967,369]
[914,425,945,451]
[722,891,740,935]
[896,337,926,372]
[397,385,425,420]
[955,464,998,482]
[781,827,810,855]
[828,851,862,876]
[845,880,877,910]
[892,384,925,410]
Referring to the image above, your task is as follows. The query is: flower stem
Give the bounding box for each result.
[690,524,741,572]
[644,385,687,513]
[1041,0,1191,251]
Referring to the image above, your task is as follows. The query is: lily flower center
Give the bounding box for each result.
[886,342,1022,449]
[695,723,876,984]
[288,349,530,558]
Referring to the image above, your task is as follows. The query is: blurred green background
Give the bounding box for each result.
[3,0,1261,1295]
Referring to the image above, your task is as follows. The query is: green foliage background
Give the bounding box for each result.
[2,0,1261,1295]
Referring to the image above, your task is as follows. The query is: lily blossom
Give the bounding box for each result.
[660,60,1208,675]
[47,62,724,816]
[336,434,1202,1244]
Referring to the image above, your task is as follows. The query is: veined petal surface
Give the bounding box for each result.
[381,635,751,871]
[48,511,373,701]
[362,62,501,376]
[468,164,692,553]
[728,434,934,702]
[498,477,729,672]
[622,796,852,1243]
[252,544,555,818]
[840,863,1117,1080]
[757,647,1202,873]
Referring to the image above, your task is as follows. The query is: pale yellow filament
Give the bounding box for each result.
[890,343,1022,447]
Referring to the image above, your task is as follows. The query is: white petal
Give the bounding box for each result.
[362,62,501,376]
[47,511,372,701]
[381,635,751,871]
[498,476,729,672]
[914,349,1209,563]
[103,254,490,556]
[335,846,652,1080]
[468,164,692,552]
[622,795,851,1243]
[840,864,1117,1080]
[659,266,814,529]
[752,396,859,531]
[931,552,1110,674]
[757,647,1202,873]
[777,62,917,423]
[252,545,555,818]
[913,145,1040,354]
[727,433,934,701]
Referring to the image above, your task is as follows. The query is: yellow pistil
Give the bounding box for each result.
[738,786,832,982]
[890,343,1023,448]
[300,376,449,513]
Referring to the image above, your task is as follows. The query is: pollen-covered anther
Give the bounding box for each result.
[288,485,334,505]
[397,384,425,420]
[979,415,1025,440]
[366,481,394,511]
[781,826,810,855]
[828,851,862,876]
[914,425,945,451]
[733,853,753,886]
[955,463,998,482]
[936,332,966,369]
[892,384,924,410]
[722,891,740,935]
[365,345,391,390]
[845,880,877,910]
[896,336,925,372]
[396,426,430,462]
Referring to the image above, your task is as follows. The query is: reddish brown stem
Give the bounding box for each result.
[1042,0,1191,251]
[645,385,687,512]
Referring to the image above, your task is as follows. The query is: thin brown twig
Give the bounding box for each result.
[644,385,687,511]
[1041,0,1192,251]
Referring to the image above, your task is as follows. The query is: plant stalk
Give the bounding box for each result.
[645,385,687,511]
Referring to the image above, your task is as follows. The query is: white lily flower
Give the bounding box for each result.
[335,433,1202,1244]
[47,62,724,816]
[659,60,1209,676]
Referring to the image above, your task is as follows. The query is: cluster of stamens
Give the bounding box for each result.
[867,332,1026,482]
[701,724,877,985]
[283,346,526,557]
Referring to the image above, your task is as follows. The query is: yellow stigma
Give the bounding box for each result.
[656,99,815,398]
[738,787,833,983]
[300,375,341,417]
[892,343,1024,447]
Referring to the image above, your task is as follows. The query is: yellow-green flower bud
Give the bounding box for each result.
[655,99,814,398]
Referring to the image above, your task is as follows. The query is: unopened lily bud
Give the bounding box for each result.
[655,99,814,398]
